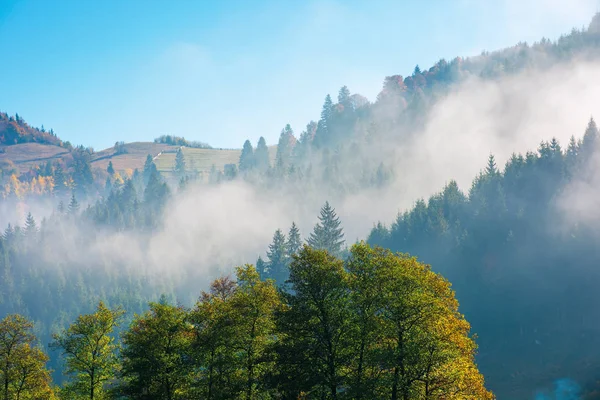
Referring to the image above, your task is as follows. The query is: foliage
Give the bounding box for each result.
[50,302,124,400]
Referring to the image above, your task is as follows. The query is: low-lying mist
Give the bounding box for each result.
[8,57,600,297]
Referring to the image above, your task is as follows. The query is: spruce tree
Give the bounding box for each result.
[485,154,498,176]
[24,213,37,237]
[239,140,255,172]
[266,229,288,285]
[314,94,333,148]
[307,201,345,256]
[286,222,302,256]
[255,137,270,172]
[174,148,186,178]
[275,125,296,175]
[68,194,80,215]
[256,256,267,280]
[143,154,158,184]
[580,117,599,161]
[107,161,115,176]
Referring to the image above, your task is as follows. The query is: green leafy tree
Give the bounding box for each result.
[0,314,54,400]
[191,277,238,399]
[276,246,354,399]
[231,265,281,399]
[120,300,193,400]
[50,302,124,400]
[307,201,345,257]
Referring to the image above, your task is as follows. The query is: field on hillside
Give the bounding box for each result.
[91,142,179,173]
[0,141,278,179]
[0,143,68,173]
[154,145,277,177]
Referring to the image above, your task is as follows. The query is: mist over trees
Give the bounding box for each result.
[1,244,493,399]
[2,12,600,400]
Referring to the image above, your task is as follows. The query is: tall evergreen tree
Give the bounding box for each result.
[485,154,498,176]
[239,140,255,172]
[286,222,302,256]
[314,94,333,148]
[307,201,345,256]
[275,125,296,174]
[266,229,288,285]
[68,194,80,215]
[174,148,186,178]
[23,213,37,238]
[107,161,115,176]
[143,154,158,184]
[255,137,270,172]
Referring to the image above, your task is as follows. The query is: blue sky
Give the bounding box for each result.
[0,0,598,150]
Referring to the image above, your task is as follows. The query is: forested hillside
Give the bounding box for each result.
[2,12,600,400]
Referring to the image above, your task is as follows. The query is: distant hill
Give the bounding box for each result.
[0,112,62,146]
[91,142,277,177]
[0,143,68,174]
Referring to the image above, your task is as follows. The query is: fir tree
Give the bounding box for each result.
[266,229,288,285]
[314,94,333,147]
[23,213,37,237]
[143,154,158,184]
[174,148,186,178]
[107,161,115,176]
[275,125,296,175]
[256,256,267,280]
[286,222,302,256]
[68,194,80,215]
[255,137,270,172]
[485,154,498,176]
[239,140,255,172]
[580,117,599,161]
[307,201,345,256]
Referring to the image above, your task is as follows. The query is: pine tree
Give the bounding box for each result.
[239,140,255,172]
[580,117,599,161]
[485,154,498,176]
[143,154,158,184]
[23,213,37,237]
[286,222,302,256]
[107,161,115,176]
[3,224,14,246]
[338,86,351,106]
[57,200,65,214]
[307,201,345,256]
[174,148,186,178]
[53,163,67,195]
[275,125,296,175]
[255,137,270,172]
[256,256,267,279]
[266,229,288,285]
[68,194,80,215]
[314,95,333,148]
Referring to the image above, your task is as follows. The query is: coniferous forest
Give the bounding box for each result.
[3,12,600,400]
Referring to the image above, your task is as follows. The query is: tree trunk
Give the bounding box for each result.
[90,369,94,400]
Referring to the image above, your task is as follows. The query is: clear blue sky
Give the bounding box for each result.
[0,0,597,150]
